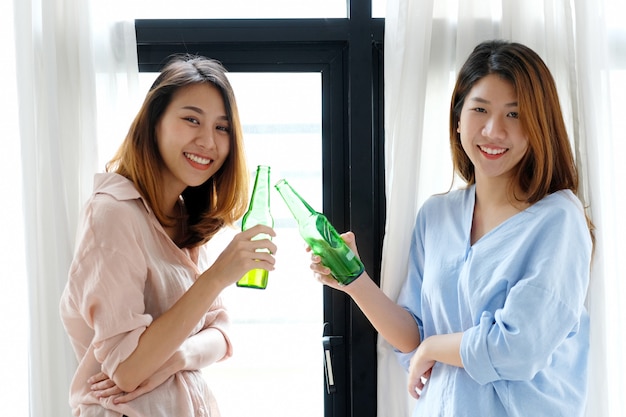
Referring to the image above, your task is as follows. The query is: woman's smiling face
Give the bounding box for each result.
[156,83,231,197]
[458,74,529,184]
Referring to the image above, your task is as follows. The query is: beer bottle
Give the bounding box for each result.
[237,165,274,289]
[274,179,364,286]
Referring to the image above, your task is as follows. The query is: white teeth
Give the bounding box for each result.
[479,146,507,155]
[184,152,211,165]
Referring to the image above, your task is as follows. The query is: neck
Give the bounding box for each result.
[474,174,528,210]
[471,177,531,245]
[161,195,187,244]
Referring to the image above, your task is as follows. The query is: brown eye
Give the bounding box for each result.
[184,117,200,125]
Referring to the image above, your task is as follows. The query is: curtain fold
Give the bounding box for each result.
[14,1,93,415]
[381,0,622,416]
[572,1,619,415]
[379,1,433,415]
[13,0,138,415]
[0,0,29,415]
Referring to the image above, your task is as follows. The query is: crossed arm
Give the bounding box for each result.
[89,326,228,404]
[89,225,276,403]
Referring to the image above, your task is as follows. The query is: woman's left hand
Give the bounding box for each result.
[88,372,127,400]
[407,344,435,400]
[407,333,464,399]
[88,347,185,404]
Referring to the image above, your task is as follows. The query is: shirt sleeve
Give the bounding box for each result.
[67,196,153,378]
[195,243,233,361]
[394,209,427,370]
[460,194,592,384]
[201,295,233,362]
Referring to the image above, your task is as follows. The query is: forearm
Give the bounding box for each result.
[407,332,464,399]
[150,327,229,376]
[112,273,225,392]
[419,333,464,368]
[346,272,421,353]
[179,327,229,371]
[90,327,229,403]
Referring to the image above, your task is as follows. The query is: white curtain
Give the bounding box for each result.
[380,0,624,416]
[11,0,138,415]
[0,0,29,415]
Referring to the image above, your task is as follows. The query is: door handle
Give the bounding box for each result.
[322,323,342,394]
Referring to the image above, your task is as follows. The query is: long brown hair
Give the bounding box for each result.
[449,40,578,202]
[107,54,249,248]
[449,40,594,243]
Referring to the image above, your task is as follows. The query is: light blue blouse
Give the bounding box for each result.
[396,185,592,417]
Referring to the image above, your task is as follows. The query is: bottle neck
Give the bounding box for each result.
[275,179,316,222]
[249,166,271,211]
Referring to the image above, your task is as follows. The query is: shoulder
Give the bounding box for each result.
[86,173,151,219]
[549,189,586,213]
[92,173,149,209]
[412,187,473,243]
[520,190,592,254]
[528,189,588,227]
[420,186,472,216]
[78,174,153,243]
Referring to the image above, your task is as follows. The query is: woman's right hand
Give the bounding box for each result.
[206,224,277,288]
[309,231,361,293]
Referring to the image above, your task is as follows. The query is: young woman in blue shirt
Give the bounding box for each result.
[311,40,594,417]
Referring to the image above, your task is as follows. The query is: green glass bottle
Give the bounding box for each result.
[237,165,274,289]
[274,179,364,286]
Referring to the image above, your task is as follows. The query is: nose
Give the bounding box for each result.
[196,126,217,149]
[482,117,506,140]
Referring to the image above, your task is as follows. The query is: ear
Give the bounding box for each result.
[457,122,461,133]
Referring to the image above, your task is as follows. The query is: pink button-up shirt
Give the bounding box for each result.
[60,173,232,417]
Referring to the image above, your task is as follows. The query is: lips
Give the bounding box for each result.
[184,152,214,172]
[184,152,212,165]
[478,145,508,156]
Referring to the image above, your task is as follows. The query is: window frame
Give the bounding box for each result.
[135,4,385,415]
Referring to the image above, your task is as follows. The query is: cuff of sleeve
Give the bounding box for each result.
[393,348,417,371]
[461,311,500,385]
[99,326,147,377]
[392,308,422,371]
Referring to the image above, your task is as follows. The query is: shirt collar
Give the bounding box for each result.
[93,172,151,213]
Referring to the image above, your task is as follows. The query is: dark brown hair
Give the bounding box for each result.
[449,40,594,243]
[107,54,249,248]
[450,40,577,202]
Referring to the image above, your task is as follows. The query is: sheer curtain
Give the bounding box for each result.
[11,0,138,415]
[380,0,623,416]
[0,1,29,415]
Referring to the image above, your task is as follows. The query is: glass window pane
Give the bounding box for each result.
[204,72,323,417]
[125,0,346,19]
[372,0,386,18]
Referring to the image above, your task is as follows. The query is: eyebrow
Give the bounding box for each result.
[181,106,229,121]
[181,105,205,114]
[469,97,518,107]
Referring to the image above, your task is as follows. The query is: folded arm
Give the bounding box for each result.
[91,325,230,403]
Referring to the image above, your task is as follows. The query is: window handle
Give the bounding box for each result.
[322,323,343,395]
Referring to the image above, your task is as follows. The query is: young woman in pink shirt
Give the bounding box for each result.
[60,55,276,417]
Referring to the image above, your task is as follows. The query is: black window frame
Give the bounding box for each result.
[135,2,385,415]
